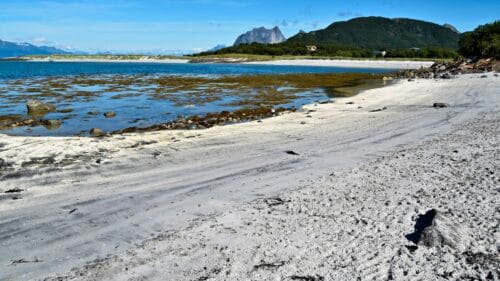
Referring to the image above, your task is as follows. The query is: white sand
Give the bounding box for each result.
[247,59,435,69]
[0,74,498,280]
[24,57,433,69]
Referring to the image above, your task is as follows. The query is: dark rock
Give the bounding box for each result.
[104,112,116,118]
[290,275,324,281]
[480,75,488,78]
[253,261,285,270]
[0,158,4,168]
[433,102,450,108]
[90,128,104,136]
[26,100,55,116]
[440,72,453,79]
[4,188,23,193]
[42,119,62,130]
[87,111,100,115]
[286,150,300,156]
[346,101,355,105]
[406,209,469,250]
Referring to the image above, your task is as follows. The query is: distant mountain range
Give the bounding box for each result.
[234,26,286,46]
[286,17,460,50]
[0,39,71,58]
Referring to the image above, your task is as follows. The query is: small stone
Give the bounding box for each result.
[346,101,355,105]
[0,158,4,168]
[42,119,62,130]
[90,128,104,136]
[104,112,116,118]
[87,111,100,115]
[433,103,450,108]
[480,75,488,78]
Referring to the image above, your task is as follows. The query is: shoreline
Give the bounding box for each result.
[0,73,498,280]
[247,59,435,69]
[10,57,435,69]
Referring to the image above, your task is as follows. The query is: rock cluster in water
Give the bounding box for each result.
[113,107,295,135]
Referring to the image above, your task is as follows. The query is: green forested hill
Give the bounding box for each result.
[286,17,460,50]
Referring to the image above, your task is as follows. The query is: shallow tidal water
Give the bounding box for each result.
[0,61,395,136]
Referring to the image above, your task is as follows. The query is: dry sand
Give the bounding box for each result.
[247,59,435,69]
[0,73,498,280]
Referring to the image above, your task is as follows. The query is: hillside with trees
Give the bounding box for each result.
[194,17,462,59]
[459,21,499,59]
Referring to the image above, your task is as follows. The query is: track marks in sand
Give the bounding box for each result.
[48,113,500,281]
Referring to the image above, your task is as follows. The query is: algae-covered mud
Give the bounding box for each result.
[0,62,388,136]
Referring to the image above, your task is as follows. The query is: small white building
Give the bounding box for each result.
[306,45,317,52]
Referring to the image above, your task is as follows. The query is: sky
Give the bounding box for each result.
[0,0,498,54]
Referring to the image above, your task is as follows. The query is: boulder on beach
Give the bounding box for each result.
[90,128,104,136]
[26,100,56,116]
[406,209,469,251]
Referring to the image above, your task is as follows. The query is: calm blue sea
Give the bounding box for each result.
[0,61,394,79]
[0,61,395,136]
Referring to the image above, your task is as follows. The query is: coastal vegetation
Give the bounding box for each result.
[459,21,500,59]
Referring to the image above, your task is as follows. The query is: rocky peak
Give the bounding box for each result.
[443,24,460,34]
[233,26,286,46]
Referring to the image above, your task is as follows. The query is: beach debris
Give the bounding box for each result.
[290,275,325,281]
[104,111,117,118]
[26,99,56,116]
[346,101,355,104]
[42,119,62,130]
[69,208,77,214]
[300,121,307,125]
[21,156,56,167]
[11,257,42,264]
[433,102,450,108]
[253,261,285,270]
[369,108,386,112]
[129,140,158,148]
[4,188,23,193]
[286,150,300,156]
[405,209,469,250]
[90,128,104,136]
[264,197,286,206]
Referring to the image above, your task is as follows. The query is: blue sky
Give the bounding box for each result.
[0,0,498,54]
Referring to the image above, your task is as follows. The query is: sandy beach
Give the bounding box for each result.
[247,59,435,69]
[21,57,434,69]
[0,73,498,280]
